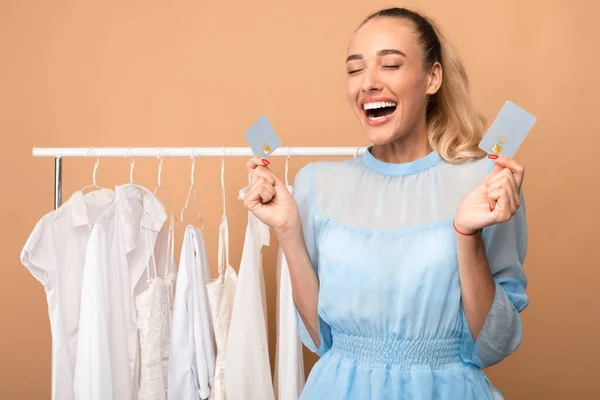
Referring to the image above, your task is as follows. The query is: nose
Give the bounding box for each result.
[361,66,382,93]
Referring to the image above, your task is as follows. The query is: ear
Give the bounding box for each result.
[426,61,442,95]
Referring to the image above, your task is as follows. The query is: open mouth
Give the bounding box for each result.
[363,101,397,121]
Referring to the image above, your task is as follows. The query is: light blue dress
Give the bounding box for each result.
[293,147,528,400]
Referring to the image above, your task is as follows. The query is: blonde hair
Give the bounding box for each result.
[361,8,487,164]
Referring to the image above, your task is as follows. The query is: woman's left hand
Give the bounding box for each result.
[454,155,525,235]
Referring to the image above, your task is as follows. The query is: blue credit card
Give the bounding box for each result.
[243,115,281,157]
[478,100,536,158]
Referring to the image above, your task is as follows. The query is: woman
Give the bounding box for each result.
[244,7,528,400]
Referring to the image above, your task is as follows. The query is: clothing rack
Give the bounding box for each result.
[32,146,367,210]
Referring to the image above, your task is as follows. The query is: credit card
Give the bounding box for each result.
[243,115,281,158]
[478,100,536,158]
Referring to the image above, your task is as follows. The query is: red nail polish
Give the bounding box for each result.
[488,154,498,160]
[261,158,270,165]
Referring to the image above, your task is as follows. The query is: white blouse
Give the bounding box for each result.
[224,187,275,400]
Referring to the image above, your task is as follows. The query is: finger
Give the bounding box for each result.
[487,188,508,216]
[485,163,513,185]
[494,191,511,216]
[254,181,276,202]
[487,186,516,215]
[259,186,275,203]
[503,172,519,203]
[488,155,524,186]
[487,186,503,202]
[488,187,515,211]
[489,197,497,212]
[488,170,521,210]
[487,167,510,184]
[246,156,271,171]
[251,166,276,186]
[245,182,276,207]
[505,184,517,212]
[484,163,504,184]
[243,185,263,210]
[487,180,502,211]
[487,170,510,211]
[488,170,517,194]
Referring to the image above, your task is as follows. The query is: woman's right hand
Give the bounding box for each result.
[243,156,301,237]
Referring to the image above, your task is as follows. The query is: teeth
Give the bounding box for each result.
[368,115,387,121]
[363,101,397,110]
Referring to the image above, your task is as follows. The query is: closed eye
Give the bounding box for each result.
[383,65,400,69]
[347,69,363,75]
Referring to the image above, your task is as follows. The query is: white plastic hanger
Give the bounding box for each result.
[153,148,180,229]
[80,147,106,193]
[217,147,231,274]
[354,146,362,158]
[127,147,135,185]
[121,147,136,187]
[221,147,227,218]
[125,147,164,233]
[180,148,204,228]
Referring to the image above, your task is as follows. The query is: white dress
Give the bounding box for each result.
[224,187,275,400]
[168,225,216,400]
[119,183,168,398]
[152,215,177,316]
[274,185,305,400]
[135,212,172,400]
[205,215,237,400]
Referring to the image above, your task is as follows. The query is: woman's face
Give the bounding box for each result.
[346,17,441,145]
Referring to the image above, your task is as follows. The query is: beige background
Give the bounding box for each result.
[1,0,599,399]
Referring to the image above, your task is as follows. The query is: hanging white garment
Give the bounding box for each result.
[273,185,305,400]
[224,187,275,400]
[120,183,168,296]
[119,183,168,398]
[20,189,116,400]
[73,186,138,400]
[168,225,216,400]
[153,214,178,316]
[135,213,172,400]
[205,216,237,400]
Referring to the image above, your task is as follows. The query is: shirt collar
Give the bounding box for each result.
[117,183,167,239]
[68,189,115,227]
[115,185,168,254]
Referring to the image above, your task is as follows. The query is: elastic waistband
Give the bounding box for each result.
[330,330,462,370]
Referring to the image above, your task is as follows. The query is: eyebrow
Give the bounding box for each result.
[346,49,406,62]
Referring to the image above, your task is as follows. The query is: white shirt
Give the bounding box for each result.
[21,189,116,400]
[73,186,139,400]
[224,188,275,400]
[119,183,167,297]
[168,225,216,400]
[22,186,168,400]
[273,186,305,400]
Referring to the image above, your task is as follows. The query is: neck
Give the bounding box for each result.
[371,119,431,164]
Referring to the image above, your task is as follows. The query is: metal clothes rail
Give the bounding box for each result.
[32,146,367,209]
